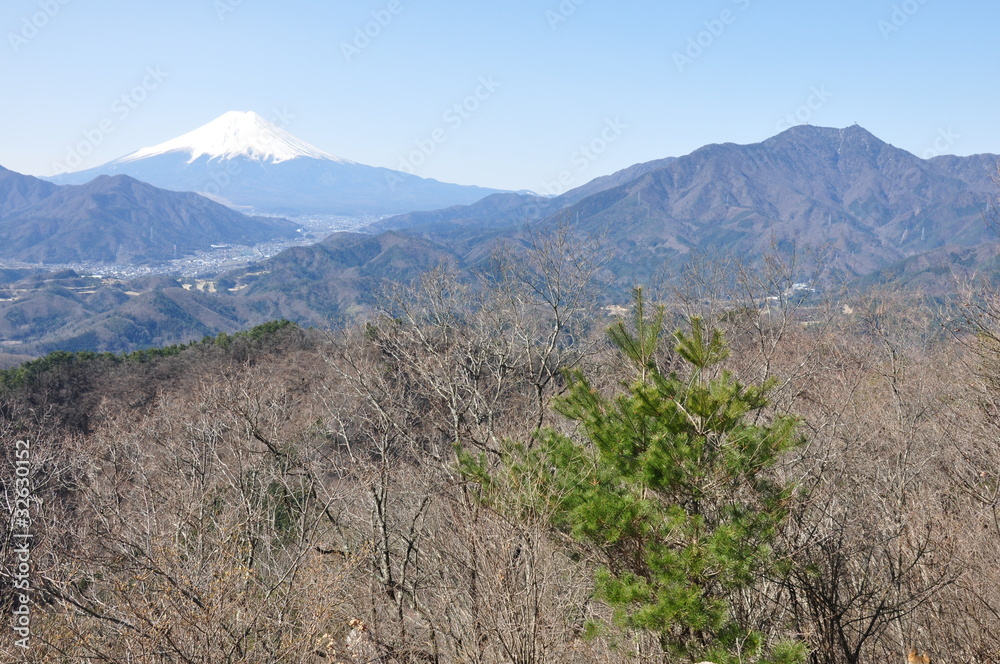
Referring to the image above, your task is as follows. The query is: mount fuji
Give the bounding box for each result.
[48,111,505,217]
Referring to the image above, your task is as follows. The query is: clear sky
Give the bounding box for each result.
[3,0,998,192]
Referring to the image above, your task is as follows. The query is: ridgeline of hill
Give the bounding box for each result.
[0,166,298,263]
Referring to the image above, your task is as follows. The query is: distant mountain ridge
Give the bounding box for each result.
[558,125,997,277]
[173,126,1000,339]
[0,166,297,263]
[370,125,1000,282]
[5,125,1000,357]
[48,111,506,217]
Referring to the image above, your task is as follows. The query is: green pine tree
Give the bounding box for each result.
[465,288,807,663]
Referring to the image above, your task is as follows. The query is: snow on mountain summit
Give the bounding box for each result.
[117,111,351,165]
[46,110,504,216]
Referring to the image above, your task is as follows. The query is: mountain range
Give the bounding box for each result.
[370,125,1000,284]
[3,123,1000,360]
[0,166,298,263]
[48,111,505,217]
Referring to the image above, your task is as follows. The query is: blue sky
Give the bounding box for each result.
[3,0,998,191]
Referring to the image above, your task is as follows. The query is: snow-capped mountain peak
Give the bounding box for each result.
[46,110,504,216]
[117,111,351,165]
